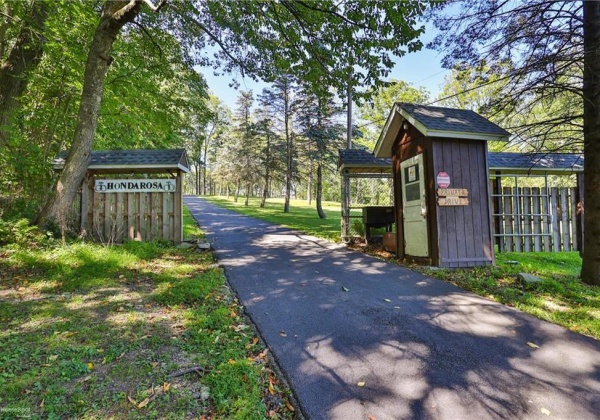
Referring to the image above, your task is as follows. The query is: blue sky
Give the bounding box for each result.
[197,22,449,109]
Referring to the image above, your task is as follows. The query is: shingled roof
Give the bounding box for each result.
[53,149,190,173]
[399,103,510,138]
[374,103,510,157]
[339,148,583,176]
[338,148,392,174]
[488,152,583,174]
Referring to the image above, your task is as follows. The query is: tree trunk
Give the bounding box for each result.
[261,170,269,208]
[261,133,272,208]
[307,168,312,205]
[284,87,292,213]
[234,179,240,202]
[316,163,326,219]
[0,0,50,147]
[194,163,200,195]
[581,2,600,285]
[202,135,209,195]
[245,183,250,206]
[37,1,142,232]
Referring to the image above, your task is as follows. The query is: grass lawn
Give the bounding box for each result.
[0,208,294,419]
[202,196,341,241]
[202,195,600,340]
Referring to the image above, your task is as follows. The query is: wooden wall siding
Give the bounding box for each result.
[492,187,579,252]
[86,189,178,243]
[433,139,493,268]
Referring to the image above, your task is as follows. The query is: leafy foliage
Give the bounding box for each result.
[428,1,583,152]
[357,79,430,148]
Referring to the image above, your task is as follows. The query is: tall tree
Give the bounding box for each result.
[37,1,166,232]
[582,2,600,284]
[297,87,344,218]
[198,96,228,195]
[0,0,49,147]
[260,76,298,212]
[37,0,429,231]
[429,0,599,284]
[231,90,258,205]
[357,79,430,148]
[253,93,285,208]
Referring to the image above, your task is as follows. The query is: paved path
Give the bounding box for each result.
[185,196,600,420]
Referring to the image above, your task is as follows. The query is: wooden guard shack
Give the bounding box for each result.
[374,103,510,268]
[53,149,189,244]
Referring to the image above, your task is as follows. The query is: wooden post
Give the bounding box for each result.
[493,173,504,252]
[551,188,561,251]
[80,174,90,234]
[127,192,135,240]
[393,155,405,260]
[532,187,542,252]
[514,187,522,252]
[576,173,584,255]
[523,187,532,252]
[174,173,183,243]
[542,187,551,251]
[116,192,124,243]
[162,192,169,241]
[569,187,578,251]
[503,186,513,252]
[560,188,570,251]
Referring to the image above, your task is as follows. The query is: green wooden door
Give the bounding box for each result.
[401,154,429,257]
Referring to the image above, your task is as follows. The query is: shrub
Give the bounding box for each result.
[0,218,51,247]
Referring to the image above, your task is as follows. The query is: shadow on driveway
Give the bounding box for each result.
[186,196,600,420]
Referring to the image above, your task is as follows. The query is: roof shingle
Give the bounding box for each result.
[53,149,189,172]
[399,103,510,138]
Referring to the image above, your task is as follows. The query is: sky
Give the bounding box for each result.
[197,22,449,110]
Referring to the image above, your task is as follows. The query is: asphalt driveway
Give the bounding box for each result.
[185,196,600,420]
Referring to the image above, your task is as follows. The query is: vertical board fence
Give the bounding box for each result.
[81,176,182,244]
[492,186,581,253]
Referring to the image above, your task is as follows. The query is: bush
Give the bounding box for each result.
[0,218,53,248]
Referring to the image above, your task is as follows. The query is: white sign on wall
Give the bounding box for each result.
[95,179,176,193]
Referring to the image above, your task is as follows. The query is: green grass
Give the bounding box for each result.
[202,196,342,241]
[202,195,599,340]
[0,207,293,419]
[419,252,600,339]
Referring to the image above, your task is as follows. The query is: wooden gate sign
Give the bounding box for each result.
[95,179,176,193]
[437,172,450,188]
[437,188,469,206]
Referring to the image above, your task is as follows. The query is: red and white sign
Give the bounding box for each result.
[436,172,450,188]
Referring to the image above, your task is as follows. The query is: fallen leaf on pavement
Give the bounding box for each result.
[527,342,540,349]
[357,381,366,387]
[541,408,550,416]
[383,299,391,303]
[279,331,287,337]
[342,287,350,292]
[285,400,295,412]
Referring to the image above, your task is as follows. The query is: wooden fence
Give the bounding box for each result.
[80,177,182,244]
[491,187,582,253]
